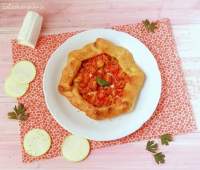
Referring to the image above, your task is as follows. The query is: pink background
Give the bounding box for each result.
[0,0,200,169]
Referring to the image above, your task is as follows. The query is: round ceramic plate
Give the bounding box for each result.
[43,29,161,141]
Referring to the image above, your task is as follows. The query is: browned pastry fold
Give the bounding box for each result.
[58,38,145,120]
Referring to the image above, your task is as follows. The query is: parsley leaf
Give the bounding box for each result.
[146,140,158,153]
[96,76,110,87]
[142,19,158,33]
[154,152,165,164]
[8,112,17,119]
[160,134,173,145]
[8,103,29,121]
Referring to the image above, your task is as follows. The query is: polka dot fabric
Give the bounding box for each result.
[12,19,196,163]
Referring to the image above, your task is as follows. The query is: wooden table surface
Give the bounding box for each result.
[0,0,200,169]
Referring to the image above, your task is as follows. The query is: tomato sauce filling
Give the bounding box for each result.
[75,53,130,107]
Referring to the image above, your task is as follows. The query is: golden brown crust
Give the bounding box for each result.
[58,38,145,120]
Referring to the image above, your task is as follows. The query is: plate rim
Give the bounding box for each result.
[43,28,162,141]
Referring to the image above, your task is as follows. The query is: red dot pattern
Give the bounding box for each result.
[12,19,196,163]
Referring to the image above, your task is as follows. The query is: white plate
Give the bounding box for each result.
[43,29,161,141]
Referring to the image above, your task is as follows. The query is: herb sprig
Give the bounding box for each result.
[146,133,173,165]
[142,19,158,33]
[96,76,110,87]
[154,152,165,164]
[146,140,158,153]
[8,103,29,121]
[160,134,173,145]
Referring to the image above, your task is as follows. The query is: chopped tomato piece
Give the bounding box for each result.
[88,79,97,90]
[75,53,130,107]
[96,68,104,77]
[104,73,113,83]
[96,59,104,68]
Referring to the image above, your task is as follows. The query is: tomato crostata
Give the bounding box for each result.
[58,38,145,120]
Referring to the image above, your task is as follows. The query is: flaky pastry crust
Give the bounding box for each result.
[58,38,145,120]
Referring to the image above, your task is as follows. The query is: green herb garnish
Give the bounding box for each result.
[8,103,29,121]
[142,19,158,33]
[160,134,173,145]
[145,134,173,164]
[96,76,110,87]
[146,140,158,153]
[154,152,165,164]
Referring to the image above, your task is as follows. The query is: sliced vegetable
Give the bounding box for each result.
[4,76,29,98]
[23,128,51,157]
[61,135,90,162]
[11,60,36,84]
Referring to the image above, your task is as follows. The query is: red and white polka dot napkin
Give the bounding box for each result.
[12,18,196,163]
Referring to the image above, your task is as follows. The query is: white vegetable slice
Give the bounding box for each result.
[61,135,90,162]
[23,128,51,157]
[4,76,29,98]
[11,60,36,84]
